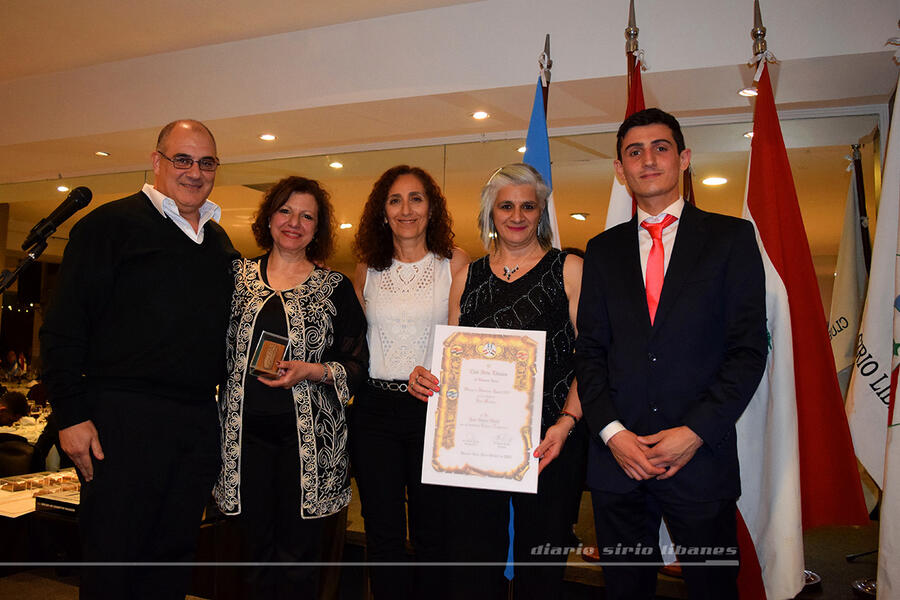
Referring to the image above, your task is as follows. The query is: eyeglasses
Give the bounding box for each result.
[157,150,220,172]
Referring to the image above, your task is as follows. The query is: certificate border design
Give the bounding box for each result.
[432,330,539,480]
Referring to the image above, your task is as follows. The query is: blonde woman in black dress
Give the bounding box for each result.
[414,163,586,599]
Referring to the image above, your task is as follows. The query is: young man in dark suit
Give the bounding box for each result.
[575,108,767,599]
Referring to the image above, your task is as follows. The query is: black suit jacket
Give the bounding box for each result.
[575,202,767,502]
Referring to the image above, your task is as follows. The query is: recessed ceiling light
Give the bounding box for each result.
[95,151,110,157]
[702,177,728,186]
[569,213,589,221]
[57,185,69,192]
[339,223,353,230]
[472,111,489,120]
[738,87,758,97]
[329,161,343,169]
[517,146,527,153]
[743,131,754,139]
[259,133,276,141]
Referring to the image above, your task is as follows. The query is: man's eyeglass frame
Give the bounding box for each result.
[157,150,220,172]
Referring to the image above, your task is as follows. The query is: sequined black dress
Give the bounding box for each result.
[458,248,576,434]
[446,248,586,599]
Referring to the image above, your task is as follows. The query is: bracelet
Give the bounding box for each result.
[558,410,579,425]
[319,363,329,383]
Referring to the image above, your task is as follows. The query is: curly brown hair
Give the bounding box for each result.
[352,165,455,270]
[251,176,335,262]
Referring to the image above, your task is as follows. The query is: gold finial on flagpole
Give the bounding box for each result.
[625,0,639,54]
[751,0,767,56]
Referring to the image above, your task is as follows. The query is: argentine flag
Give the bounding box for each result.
[522,77,561,249]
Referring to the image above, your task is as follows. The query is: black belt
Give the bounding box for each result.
[367,378,408,393]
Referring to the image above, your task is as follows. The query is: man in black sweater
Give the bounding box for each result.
[40,119,238,599]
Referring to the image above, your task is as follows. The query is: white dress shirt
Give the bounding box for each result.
[142,182,222,244]
[600,197,685,445]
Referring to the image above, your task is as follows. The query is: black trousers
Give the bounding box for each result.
[77,391,220,600]
[590,486,739,600]
[235,412,329,600]
[349,383,446,600]
[442,427,587,600]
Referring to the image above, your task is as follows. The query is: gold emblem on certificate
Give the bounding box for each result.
[249,331,289,377]
[422,325,546,493]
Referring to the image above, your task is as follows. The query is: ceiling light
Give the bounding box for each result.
[517,146,527,153]
[339,223,353,230]
[472,111,489,120]
[743,131,754,139]
[702,177,728,186]
[259,133,276,141]
[569,213,589,221]
[94,151,110,157]
[738,86,758,97]
[329,161,343,169]
[57,185,69,192]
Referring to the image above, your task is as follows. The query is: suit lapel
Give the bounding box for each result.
[611,216,653,337]
[652,203,708,331]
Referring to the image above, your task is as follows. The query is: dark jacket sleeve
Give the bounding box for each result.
[39,212,115,429]
[574,236,620,438]
[323,275,369,402]
[681,219,768,449]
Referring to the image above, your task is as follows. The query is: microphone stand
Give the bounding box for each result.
[0,238,48,295]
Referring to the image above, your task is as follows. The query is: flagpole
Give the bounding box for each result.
[539,34,551,118]
[625,0,638,98]
[851,144,873,273]
[751,0,767,57]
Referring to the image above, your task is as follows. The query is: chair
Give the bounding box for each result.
[0,438,35,477]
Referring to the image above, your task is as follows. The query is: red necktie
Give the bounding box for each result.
[641,214,677,325]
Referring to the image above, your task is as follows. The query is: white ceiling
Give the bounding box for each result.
[0,1,476,82]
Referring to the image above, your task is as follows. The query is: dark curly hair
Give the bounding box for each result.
[352,165,455,270]
[251,176,335,262]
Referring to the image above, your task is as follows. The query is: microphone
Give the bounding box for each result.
[22,186,92,250]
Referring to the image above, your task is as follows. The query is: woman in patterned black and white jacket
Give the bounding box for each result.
[214,175,368,599]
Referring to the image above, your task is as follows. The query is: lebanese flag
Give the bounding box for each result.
[845,73,900,595]
[738,61,869,599]
[603,56,645,231]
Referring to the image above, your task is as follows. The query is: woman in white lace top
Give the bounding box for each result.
[351,165,468,599]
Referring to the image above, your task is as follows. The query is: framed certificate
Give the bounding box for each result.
[421,324,545,493]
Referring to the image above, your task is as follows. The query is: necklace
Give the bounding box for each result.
[502,264,519,280]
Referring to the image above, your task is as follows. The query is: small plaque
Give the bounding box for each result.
[249,331,290,377]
